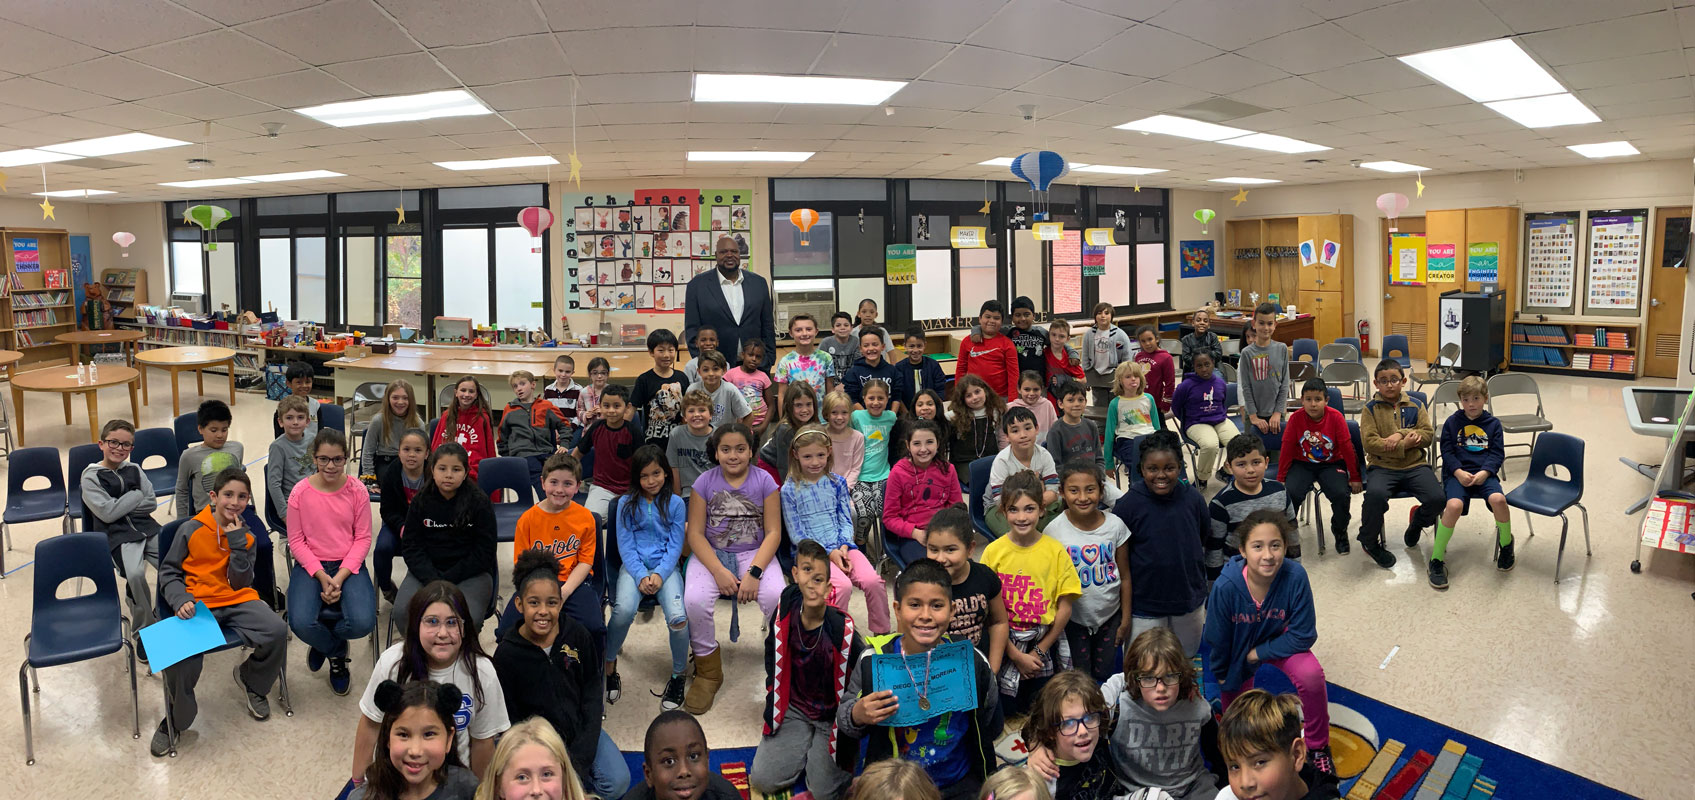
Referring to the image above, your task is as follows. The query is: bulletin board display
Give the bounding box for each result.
[1523,214,1579,313]
[1583,211,1645,315]
[566,188,754,312]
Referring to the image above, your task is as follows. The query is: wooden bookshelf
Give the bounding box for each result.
[100,267,148,320]
[1510,320,1640,379]
[1,228,74,367]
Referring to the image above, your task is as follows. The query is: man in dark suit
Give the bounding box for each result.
[684,234,776,370]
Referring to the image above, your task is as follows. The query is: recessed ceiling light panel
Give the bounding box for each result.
[159,178,256,188]
[241,170,345,182]
[33,189,116,197]
[1359,161,1429,173]
[687,151,814,162]
[693,74,906,106]
[1115,114,1251,141]
[979,157,1015,166]
[434,155,559,170]
[1566,141,1639,158]
[1221,133,1330,154]
[1208,177,1282,184]
[1397,39,1566,103]
[297,89,493,128]
[1074,164,1168,175]
[1484,93,1599,128]
[0,149,83,167]
[42,132,190,157]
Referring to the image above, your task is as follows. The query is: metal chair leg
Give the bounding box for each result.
[1311,493,1326,555]
[123,639,140,741]
[1554,512,1570,584]
[277,649,293,717]
[1578,503,1591,556]
[19,660,33,765]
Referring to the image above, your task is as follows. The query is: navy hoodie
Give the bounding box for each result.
[1112,480,1209,617]
[1202,555,1317,692]
[895,354,950,409]
[842,356,909,409]
[1439,408,1505,479]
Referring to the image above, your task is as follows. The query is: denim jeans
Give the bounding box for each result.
[286,561,377,658]
[371,524,401,593]
[590,729,632,798]
[605,567,688,675]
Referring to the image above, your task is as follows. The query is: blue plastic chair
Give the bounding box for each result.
[1506,432,1588,583]
[172,412,202,454]
[319,403,345,434]
[133,428,179,498]
[154,518,292,756]
[966,456,996,543]
[1291,338,1319,365]
[63,444,104,531]
[3,447,71,577]
[477,456,533,543]
[1381,334,1412,370]
[20,532,140,765]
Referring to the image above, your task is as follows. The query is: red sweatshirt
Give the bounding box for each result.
[432,405,497,480]
[1134,348,1175,414]
[1279,405,1360,482]
[1045,346,1085,404]
[956,332,1019,400]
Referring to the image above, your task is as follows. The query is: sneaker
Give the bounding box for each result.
[330,657,352,696]
[380,584,398,605]
[1310,745,1337,777]
[1428,558,1449,590]
[1360,540,1397,569]
[606,671,622,705]
[1333,533,1351,555]
[659,673,686,710]
[1496,540,1516,572]
[1215,467,1231,483]
[135,636,148,666]
[1405,507,1421,546]
[307,647,326,673]
[234,662,270,721]
[1196,479,1209,490]
[149,719,174,757]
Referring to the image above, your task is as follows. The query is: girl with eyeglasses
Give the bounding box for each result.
[1017,670,1113,800]
[286,427,378,695]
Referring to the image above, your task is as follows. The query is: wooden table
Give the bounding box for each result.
[56,328,145,367]
[1206,314,1316,346]
[135,346,237,416]
[10,365,140,446]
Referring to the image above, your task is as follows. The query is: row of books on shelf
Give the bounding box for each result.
[1510,345,1567,367]
[1573,329,1631,348]
[1511,324,1570,345]
[104,270,139,285]
[0,273,12,298]
[1571,353,1635,372]
[11,290,68,307]
[139,326,255,349]
[15,330,40,347]
[12,309,61,327]
[109,289,135,302]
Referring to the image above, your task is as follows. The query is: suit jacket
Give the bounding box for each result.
[683,267,777,370]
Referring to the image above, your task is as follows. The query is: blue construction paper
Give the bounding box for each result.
[870,638,977,727]
[137,602,227,670]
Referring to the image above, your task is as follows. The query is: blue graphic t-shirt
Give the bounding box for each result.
[886,637,971,787]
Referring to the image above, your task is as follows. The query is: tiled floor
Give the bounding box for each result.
[0,367,1689,799]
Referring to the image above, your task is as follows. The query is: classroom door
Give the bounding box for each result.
[1645,206,1691,378]
[1381,216,1428,360]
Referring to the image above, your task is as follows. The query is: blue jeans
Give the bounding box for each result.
[606,567,688,675]
[590,729,631,798]
[372,525,400,593]
[286,562,377,657]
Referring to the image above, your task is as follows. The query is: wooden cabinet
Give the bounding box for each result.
[1228,213,1354,347]
[2,227,75,367]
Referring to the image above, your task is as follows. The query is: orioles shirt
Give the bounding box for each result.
[513,502,597,581]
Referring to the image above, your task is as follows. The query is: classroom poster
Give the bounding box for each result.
[1425,243,1456,283]
[1389,234,1426,286]
[1585,215,1643,310]
[1179,240,1214,278]
[950,226,986,248]
[1032,222,1063,241]
[885,244,916,285]
[1526,218,1577,308]
[1466,242,1499,284]
[1298,239,1317,266]
[1081,241,1106,277]
[565,187,750,313]
[13,237,39,273]
[1320,239,1340,268]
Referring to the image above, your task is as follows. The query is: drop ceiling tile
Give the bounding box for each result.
[8,114,126,139]
[239,0,421,65]
[34,57,203,102]
[69,103,195,131]
[1014,65,1143,102]
[434,35,570,87]
[857,107,961,127]
[971,91,1084,119]
[129,30,311,85]
[1237,23,1384,75]
[1287,96,1383,123]
[965,0,1132,61]
[1578,78,1691,106]
[224,69,363,109]
[1164,53,1291,95]
[773,105,881,124]
[601,123,687,140]
[1075,25,1221,78]
[1333,0,1511,56]
[0,24,107,75]
[1150,0,1324,50]
[555,27,689,76]
[1441,118,1525,136]
[1230,76,1345,108]
[705,0,855,30]
[1553,51,1686,91]
[470,77,576,111]
[1480,0,1669,32]
[170,0,325,26]
[923,45,1062,90]
[1524,12,1683,66]
[694,27,831,74]
[442,131,535,149]
[837,0,1006,41]
[577,73,691,105]
[1358,85,1472,113]
[0,77,115,113]
[1101,79,1213,112]
[373,0,547,47]
[1051,103,1159,127]
[323,53,461,95]
[584,102,687,125]
[812,34,953,81]
[420,115,517,135]
[885,81,1005,112]
[140,87,278,119]
[0,0,219,52]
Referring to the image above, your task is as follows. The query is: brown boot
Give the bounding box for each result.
[683,648,723,715]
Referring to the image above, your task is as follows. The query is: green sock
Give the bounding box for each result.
[1497,520,1512,546]
[1432,522,1454,560]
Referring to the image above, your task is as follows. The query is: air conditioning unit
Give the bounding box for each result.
[170,293,205,314]
[773,280,835,340]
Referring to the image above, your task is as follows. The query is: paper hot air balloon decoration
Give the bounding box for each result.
[1376,192,1410,232]
[1193,208,1216,235]
[112,231,135,257]
[517,206,555,253]
[185,205,232,251]
[1010,151,1070,221]
[789,208,820,246]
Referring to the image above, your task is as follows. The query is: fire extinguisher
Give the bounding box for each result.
[1357,319,1371,354]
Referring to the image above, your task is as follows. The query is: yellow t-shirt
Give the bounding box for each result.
[981,534,1082,629]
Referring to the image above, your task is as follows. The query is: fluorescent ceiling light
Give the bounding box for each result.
[1074,164,1167,175]
[1484,93,1598,128]
[1115,114,1250,141]
[0,149,83,167]
[159,178,255,188]
[241,170,345,182]
[33,189,116,197]
[687,151,814,162]
[1221,133,1330,154]
[693,74,906,106]
[1359,160,1429,173]
[1567,141,1639,158]
[1398,39,1565,103]
[979,157,1015,166]
[41,132,189,157]
[434,155,559,171]
[1209,177,1281,185]
[296,89,492,128]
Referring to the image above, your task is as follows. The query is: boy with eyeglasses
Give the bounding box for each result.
[82,418,162,663]
[267,395,315,526]
[1358,360,1441,570]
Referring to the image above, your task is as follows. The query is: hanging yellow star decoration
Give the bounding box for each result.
[978,199,991,214]
[1231,187,1250,206]
[568,151,582,188]
[39,197,55,220]
[0,171,8,192]
[1133,180,1141,192]
[1415,173,1426,198]
[395,206,406,224]
[183,206,195,224]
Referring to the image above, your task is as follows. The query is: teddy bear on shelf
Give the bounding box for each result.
[80,281,115,332]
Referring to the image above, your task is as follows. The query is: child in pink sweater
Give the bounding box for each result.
[1007,370,1059,440]
[882,420,963,565]
[285,428,376,694]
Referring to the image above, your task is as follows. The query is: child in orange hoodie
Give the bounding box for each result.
[152,467,287,757]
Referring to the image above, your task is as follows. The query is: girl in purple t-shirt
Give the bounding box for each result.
[681,422,782,714]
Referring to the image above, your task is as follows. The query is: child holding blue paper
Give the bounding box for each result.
[838,558,997,800]
[750,539,867,800]
[152,467,288,758]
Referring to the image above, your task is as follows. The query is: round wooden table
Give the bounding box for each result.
[10,365,140,446]
[135,346,238,416]
[0,350,22,450]
[55,328,145,367]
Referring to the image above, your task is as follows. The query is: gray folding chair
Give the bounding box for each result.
[1426,381,1464,470]
[1159,338,1184,357]
[1320,361,1370,415]
[1412,343,1461,391]
[1288,361,1319,398]
[1486,373,1552,462]
[1318,342,1360,366]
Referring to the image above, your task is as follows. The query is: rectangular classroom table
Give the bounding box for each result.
[1204,313,1315,346]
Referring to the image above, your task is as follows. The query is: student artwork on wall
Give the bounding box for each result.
[566,187,752,313]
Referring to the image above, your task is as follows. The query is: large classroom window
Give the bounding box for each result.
[435,184,549,330]
[167,201,241,313]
